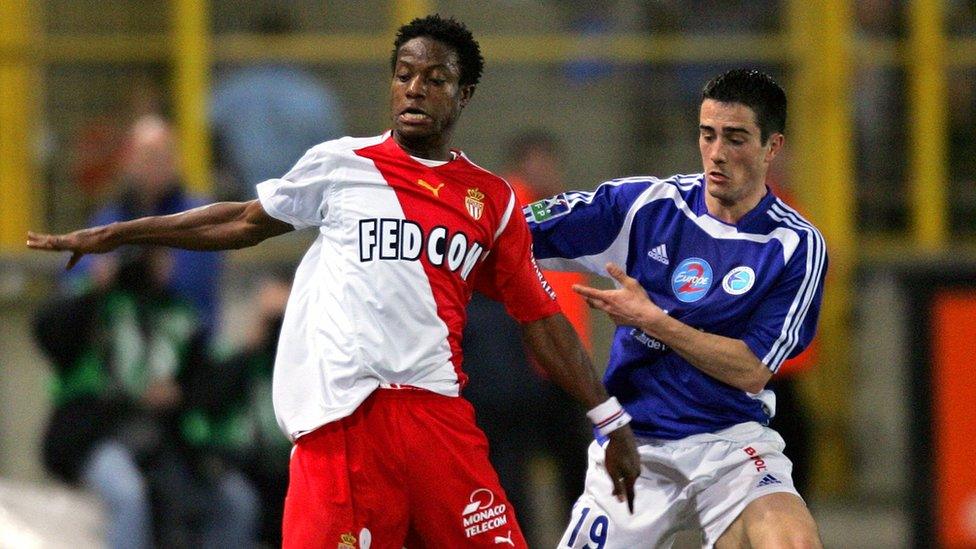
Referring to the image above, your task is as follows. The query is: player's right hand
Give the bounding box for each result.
[27,225,118,270]
[605,425,640,513]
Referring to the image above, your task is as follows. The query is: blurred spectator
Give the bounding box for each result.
[181,273,292,546]
[210,8,345,200]
[66,115,224,335]
[462,130,592,546]
[67,75,166,202]
[68,115,126,200]
[502,130,593,350]
[34,248,209,548]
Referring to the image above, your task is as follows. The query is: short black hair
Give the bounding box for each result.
[702,69,787,143]
[391,15,484,87]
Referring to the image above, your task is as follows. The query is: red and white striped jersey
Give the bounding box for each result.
[257,133,560,441]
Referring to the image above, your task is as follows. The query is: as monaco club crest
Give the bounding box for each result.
[465,188,485,220]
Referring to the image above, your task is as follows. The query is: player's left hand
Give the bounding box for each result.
[574,262,664,329]
[605,425,640,513]
[27,225,119,270]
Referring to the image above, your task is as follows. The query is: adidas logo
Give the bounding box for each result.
[647,244,669,265]
[756,474,782,487]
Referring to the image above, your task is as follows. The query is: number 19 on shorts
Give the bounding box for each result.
[566,506,609,548]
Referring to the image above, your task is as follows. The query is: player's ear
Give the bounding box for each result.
[764,133,784,163]
[459,85,476,108]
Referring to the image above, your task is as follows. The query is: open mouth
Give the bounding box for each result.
[399,108,431,124]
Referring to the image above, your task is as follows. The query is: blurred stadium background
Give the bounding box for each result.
[2,1,975,547]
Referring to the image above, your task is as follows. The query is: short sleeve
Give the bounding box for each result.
[742,230,828,373]
[256,146,334,229]
[473,193,561,324]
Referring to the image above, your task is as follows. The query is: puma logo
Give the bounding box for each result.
[416,179,444,197]
[494,530,514,546]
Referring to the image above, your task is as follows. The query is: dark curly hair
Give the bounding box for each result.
[702,69,787,143]
[391,15,484,87]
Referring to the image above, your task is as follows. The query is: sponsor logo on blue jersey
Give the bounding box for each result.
[722,266,756,296]
[525,195,571,222]
[671,258,712,303]
[647,243,669,265]
[629,328,670,352]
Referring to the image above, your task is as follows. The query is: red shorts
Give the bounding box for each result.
[282,387,527,548]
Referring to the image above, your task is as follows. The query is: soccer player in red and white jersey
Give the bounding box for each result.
[28,15,640,549]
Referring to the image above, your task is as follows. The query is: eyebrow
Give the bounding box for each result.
[699,124,752,136]
[394,59,451,72]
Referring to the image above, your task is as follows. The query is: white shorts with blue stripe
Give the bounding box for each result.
[559,421,802,549]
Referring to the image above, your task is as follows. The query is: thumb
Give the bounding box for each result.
[67,251,84,270]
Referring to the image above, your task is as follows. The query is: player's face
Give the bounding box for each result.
[698,99,783,217]
[390,37,474,158]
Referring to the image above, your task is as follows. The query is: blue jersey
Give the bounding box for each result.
[526,174,827,439]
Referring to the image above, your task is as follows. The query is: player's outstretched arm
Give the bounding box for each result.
[521,313,641,512]
[574,262,772,393]
[27,199,293,269]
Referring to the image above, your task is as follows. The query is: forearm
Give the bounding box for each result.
[522,311,641,509]
[520,313,609,408]
[640,314,771,393]
[105,200,289,251]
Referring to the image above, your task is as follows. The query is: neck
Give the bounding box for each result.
[393,130,453,161]
[705,186,767,224]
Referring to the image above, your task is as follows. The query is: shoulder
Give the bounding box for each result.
[578,172,703,209]
[311,134,387,156]
[765,196,825,241]
[287,134,388,172]
[606,172,699,195]
[454,152,515,202]
[625,172,703,200]
[764,197,828,263]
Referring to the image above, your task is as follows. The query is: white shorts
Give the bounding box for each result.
[558,422,802,549]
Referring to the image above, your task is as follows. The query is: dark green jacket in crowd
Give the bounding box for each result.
[33,288,206,481]
[181,318,291,477]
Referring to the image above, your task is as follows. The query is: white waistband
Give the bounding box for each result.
[637,422,768,447]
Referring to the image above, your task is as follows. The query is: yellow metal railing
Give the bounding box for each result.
[172,0,212,195]
[1,0,969,497]
[0,0,38,253]
[908,0,948,249]
[788,0,857,497]
[0,0,39,251]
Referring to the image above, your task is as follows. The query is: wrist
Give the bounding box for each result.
[638,309,669,339]
[586,396,632,437]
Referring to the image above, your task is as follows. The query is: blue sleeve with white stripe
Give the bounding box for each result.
[525,179,650,275]
[742,229,828,373]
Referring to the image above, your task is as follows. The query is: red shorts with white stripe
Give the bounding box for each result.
[282,387,527,549]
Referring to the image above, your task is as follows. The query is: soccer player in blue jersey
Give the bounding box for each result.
[527,69,826,548]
